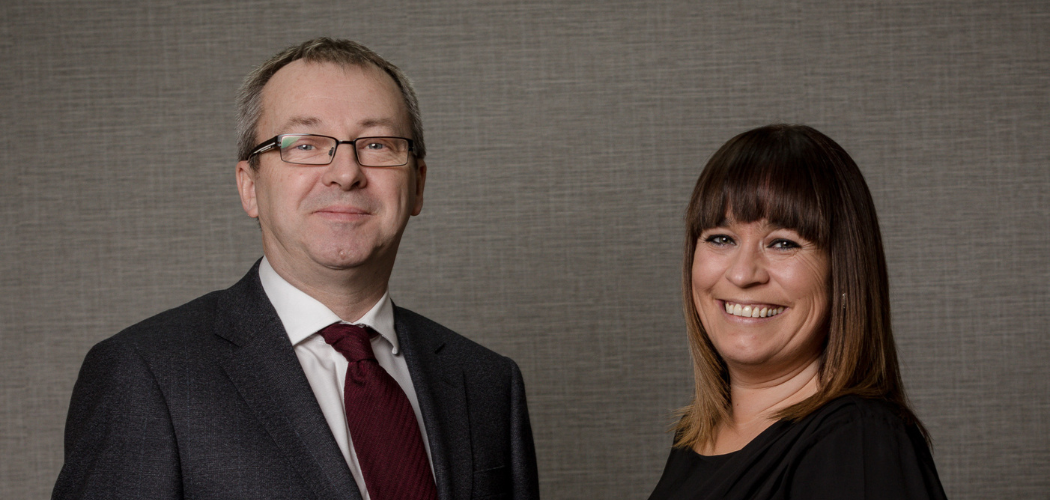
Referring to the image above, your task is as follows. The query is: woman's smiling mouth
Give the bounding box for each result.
[722,301,785,318]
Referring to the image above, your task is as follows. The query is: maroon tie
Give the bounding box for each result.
[319,323,438,500]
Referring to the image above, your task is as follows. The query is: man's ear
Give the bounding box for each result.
[411,158,426,217]
[236,160,259,218]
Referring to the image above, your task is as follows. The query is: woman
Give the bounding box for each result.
[649,125,947,500]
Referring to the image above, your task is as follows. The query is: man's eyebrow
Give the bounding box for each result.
[277,116,321,131]
[359,118,403,132]
[274,117,405,135]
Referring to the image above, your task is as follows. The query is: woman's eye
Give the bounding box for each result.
[705,235,734,246]
[770,239,801,250]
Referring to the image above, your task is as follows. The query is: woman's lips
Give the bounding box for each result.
[722,301,785,318]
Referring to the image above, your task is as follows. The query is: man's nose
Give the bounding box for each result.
[322,145,367,190]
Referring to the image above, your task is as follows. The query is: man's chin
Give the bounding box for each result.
[312,246,394,272]
[313,254,372,271]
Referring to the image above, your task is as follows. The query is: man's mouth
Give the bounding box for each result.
[315,205,370,218]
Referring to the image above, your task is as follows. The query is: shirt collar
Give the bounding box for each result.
[258,257,400,354]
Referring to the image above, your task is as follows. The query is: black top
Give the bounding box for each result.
[648,396,948,500]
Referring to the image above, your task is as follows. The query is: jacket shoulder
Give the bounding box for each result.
[97,289,226,354]
[96,265,266,355]
[393,306,519,371]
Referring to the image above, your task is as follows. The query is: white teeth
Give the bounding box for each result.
[724,302,783,318]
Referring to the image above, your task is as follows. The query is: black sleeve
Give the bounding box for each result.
[508,360,540,500]
[52,338,183,500]
[788,414,947,500]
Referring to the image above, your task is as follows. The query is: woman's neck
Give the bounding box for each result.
[728,356,822,425]
[698,357,822,456]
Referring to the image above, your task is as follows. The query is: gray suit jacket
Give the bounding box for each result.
[53,263,539,499]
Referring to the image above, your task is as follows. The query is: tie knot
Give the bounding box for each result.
[319,323,375,363]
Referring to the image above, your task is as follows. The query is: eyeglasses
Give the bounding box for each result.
[248,134,415,167]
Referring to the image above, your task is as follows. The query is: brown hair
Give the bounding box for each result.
[674,124,925,449]
[236,37,425,169]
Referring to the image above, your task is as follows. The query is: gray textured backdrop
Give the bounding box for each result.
[2,0,1048,498]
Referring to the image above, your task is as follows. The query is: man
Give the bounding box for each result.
[53,38,539,500]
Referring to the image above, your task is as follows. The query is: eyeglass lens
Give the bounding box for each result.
[278,135,409,166]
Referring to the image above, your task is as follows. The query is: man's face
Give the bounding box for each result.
[236,60,425,284]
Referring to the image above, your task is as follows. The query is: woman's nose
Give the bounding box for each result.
[724,245,770,287]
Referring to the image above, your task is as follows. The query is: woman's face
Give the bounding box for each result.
[692,218,830,380]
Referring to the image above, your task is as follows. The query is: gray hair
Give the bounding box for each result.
[236,37,425,169]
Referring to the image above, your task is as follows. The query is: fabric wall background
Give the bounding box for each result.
[2,1,1046,498]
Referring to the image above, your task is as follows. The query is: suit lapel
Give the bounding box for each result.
[215,265,362,500]
[395,306,474,500]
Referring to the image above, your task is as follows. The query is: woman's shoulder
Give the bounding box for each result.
[783,394,931,458]
[804,394,915,431]
[776,395,947,499]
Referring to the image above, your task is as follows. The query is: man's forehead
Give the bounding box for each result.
[258,60,409,134]
[277,115,400,128]
[264,59,396,96]
[270,115,406,136]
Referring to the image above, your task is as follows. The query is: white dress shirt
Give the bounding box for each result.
[258,257,433,499]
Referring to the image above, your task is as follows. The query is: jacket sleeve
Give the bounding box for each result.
[52,338,183,500]
[508,360,540,500]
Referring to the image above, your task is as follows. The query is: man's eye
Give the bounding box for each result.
[294,144,316,151]
[364,142,387,150]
